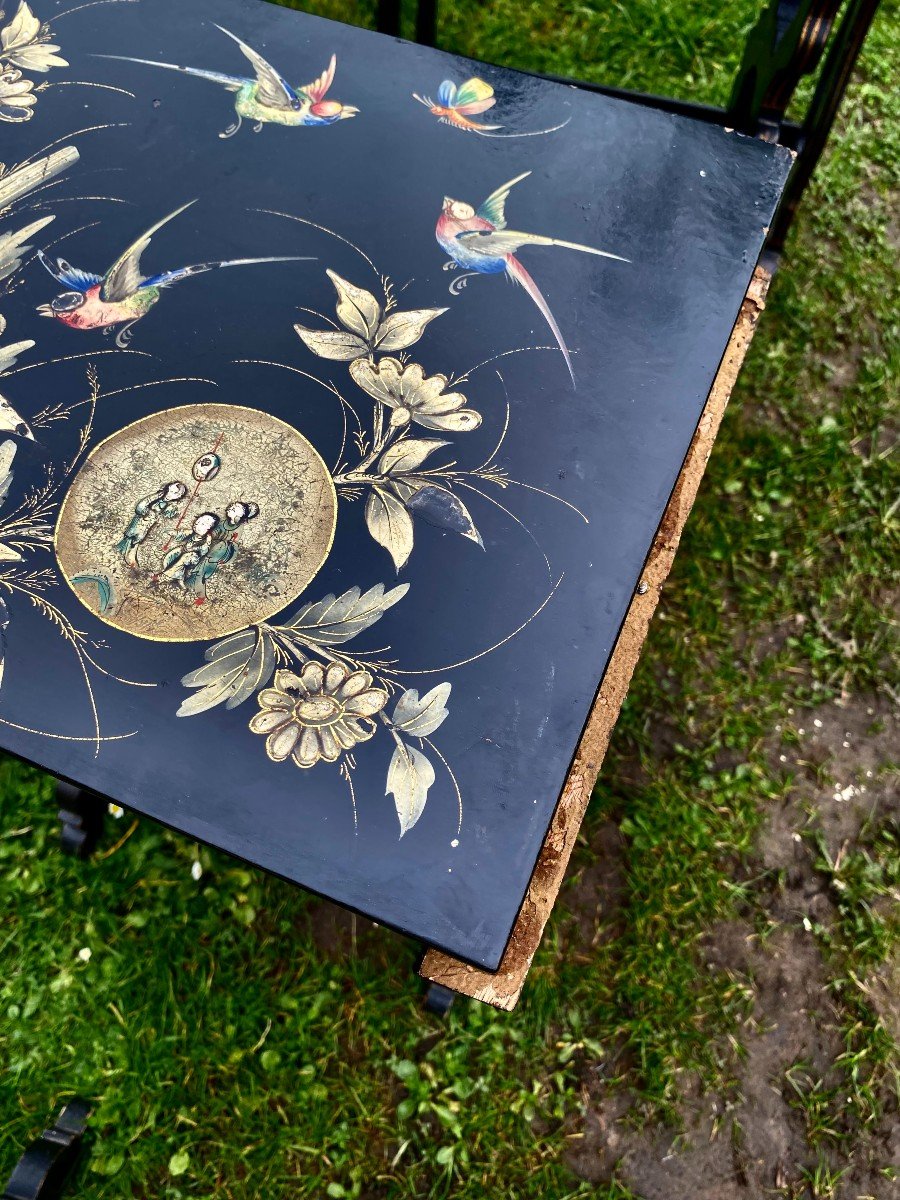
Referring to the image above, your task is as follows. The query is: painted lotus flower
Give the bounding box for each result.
[349,357,481,432]
[249,662,388,768]
[0,67,35,121]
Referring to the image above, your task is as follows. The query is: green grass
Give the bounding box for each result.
[2,2,898,1196]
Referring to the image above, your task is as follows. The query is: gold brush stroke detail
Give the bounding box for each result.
[64,376,218,412]
[453,344,557,384]
[234,358,358,474]
[21,194,130,209]
[3,348,153,378]
[48,81,136,99]
[54,403,338,643]
[235,358,362,433]
[79,646,156,687]
[340,759,358,831]
[0,715,136,741]
[455,479,551,577]
[50,0,139,21]
[501,477,590,524]
[471,116,572,140]
[1,580,102,753]
[393,574,564,676]
[423,735,462,836]
[16,125,131,170]
[253,208,378,277]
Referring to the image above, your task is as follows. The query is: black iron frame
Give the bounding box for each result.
[375,0,881,258]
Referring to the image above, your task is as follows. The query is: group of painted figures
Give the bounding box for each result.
[116,484,259,605]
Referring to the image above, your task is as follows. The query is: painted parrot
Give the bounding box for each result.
[436,171,630,384]
[98,25,359,138]
[36,201,310,346]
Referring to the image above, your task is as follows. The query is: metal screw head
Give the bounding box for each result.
[636,581,649,595]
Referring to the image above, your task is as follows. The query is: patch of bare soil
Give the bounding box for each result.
[565,693,899,1198]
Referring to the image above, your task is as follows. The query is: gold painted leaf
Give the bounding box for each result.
[373,307,447,352]
[391,683,451,737]
[327,270,381,340]
[178,627,276,715]
[403,482,484,547]
[365,486,414,572]
[386,739,435,836]
[287,581,409,644]
[0,216,54,281]
[7,42,68,72]
[1,3,40,53]
[294,324,368,361]
[0,338,33,376]
[0,146,78,209]
[378,438,448,475]
[0,438,15,507]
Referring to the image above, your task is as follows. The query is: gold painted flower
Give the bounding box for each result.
[249,663,388,768]
[1,4,67,73]
[349,357,481,432]
[0,68,36,122]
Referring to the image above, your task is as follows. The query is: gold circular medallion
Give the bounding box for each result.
[55,403,337,642]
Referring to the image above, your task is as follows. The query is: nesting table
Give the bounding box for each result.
[0,0,796,1009]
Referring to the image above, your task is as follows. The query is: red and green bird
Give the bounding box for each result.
[436,172,629,385]
[36,201,309,346]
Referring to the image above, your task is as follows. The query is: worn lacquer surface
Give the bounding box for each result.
[0,0,791,969]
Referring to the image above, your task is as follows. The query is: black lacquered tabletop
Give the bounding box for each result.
[0,0,791,968]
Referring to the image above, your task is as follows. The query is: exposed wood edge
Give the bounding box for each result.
[420,266,773,1010]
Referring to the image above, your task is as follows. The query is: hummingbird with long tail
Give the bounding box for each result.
[436,171,629,385]
[36,201,310,347]
[97,25,359,138]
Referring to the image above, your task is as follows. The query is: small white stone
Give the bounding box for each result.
[191,860,202,881]
[813,719,823,728]
[700,169,707,177]
[450,839,459,848]
[792,833,801,842]
[798,728,805,736]
[779,755,787,762]
[76,947,91,963]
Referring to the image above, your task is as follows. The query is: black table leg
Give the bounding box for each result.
[375,0,401,37]
[415,0,437,47]
[56,782,104,859]
[423,981,456,1015]
[1,1098,90,1200]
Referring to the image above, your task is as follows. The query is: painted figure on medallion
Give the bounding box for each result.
[56,404,336,642]
[116,481,188,569]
